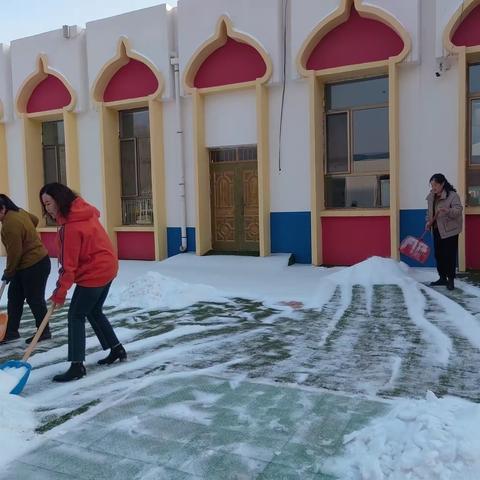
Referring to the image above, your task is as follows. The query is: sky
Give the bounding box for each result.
[0,0,177,45]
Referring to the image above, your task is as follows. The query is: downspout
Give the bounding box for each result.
[170,56,187,252]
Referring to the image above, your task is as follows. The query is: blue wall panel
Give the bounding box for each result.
[167,227,196,257]
[270,212,311,264]
[399,209,435,267]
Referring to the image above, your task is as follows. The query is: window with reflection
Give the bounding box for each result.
[325,76,390,208]
[467,63,480,206]
[119,108,153,225]
[42,120,66,225]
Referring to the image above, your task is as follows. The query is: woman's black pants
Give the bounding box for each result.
[68,282,120,362]
[6,255,51,336]
[433,229,458,280]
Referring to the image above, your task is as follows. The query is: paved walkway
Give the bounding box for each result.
[1,374,389,479]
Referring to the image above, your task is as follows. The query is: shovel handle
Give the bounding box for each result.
[22,303,56,362]
[0,281,6,302]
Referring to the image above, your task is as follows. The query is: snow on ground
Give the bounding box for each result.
[0,393,38,469]
[2,254,480,478]
[324,391,480,480]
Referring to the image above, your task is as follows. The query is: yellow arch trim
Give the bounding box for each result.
[91,37,164,104]
[444,0,480,55]
[296,0,411,77]
[183,15,273,94]
[443,1,480,271]
[16,54,76,115]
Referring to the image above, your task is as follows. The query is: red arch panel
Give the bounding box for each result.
[194,37,267,88]
[26,75,71,113]
[452,4,480,47]
[103,59,159,102]
[306,7,404,70]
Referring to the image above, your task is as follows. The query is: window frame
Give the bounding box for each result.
[466,63,480,207]
[324,76,390,209]
[118,107,153,226]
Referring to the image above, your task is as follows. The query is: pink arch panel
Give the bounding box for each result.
[194,37,267,88]
[26,75,71,113]
[452,4,480,47]
[103,59,159,102]
[306,7,404,70]
[322,216,390,265]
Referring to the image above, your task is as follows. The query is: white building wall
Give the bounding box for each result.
[269,81,310,213]
[10,27,88,115]
[85,5,174,100]
[4,121,26,206]
[177,0,283,89]
[399,0,460,210]
[0,45,13,123]
[204,90,256,147]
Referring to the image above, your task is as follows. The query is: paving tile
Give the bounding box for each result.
[53,447,156,480]
[0,462,81,480]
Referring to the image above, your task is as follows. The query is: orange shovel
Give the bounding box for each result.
[0,281,7,342]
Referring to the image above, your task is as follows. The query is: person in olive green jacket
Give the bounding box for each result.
[0,194,51,344]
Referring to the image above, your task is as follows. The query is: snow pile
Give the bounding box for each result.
[327,256,411,285]
[0,367,27,394]
[108,271,227,310]
[0,393,37,467]
[324,391,480,480]
[311,257,452,365]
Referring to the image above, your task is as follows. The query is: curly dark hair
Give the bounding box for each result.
[39,183,78,218]
[0,194,20,212]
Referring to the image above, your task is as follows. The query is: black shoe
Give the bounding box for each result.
[52,362,86,382]
[25,330,51,345]
[430,278,447,286]
[0,332,20,344]
[447,279,455,291]
[97,344,127,365]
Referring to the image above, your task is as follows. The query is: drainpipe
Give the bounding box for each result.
[171,56,187,252]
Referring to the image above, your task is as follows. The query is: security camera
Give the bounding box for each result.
[435,56,451,78]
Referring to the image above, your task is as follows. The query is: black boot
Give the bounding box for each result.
[430,277,447,286]
[25,328,52,345]
[0,331,20,344]
[52,362,86,382]
[447,278,455,291]
[97,344,127,365]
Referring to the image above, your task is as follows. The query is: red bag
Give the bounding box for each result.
[399,232,431,264]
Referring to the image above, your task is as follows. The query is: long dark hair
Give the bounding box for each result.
[429,173,457,196]
[0,194,20,212]
[39,183,78,218]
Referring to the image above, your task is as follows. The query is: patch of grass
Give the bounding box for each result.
[35,399,101,434]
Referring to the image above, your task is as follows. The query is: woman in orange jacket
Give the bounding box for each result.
[40,183,126,382]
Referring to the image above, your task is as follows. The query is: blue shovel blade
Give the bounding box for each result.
[0,360,32,395]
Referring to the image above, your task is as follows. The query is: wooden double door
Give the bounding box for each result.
[210,146,259,253]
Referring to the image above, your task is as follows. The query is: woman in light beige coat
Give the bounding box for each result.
[425,173,463,290]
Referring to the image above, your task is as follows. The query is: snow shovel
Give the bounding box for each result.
[399,230,431,264]
[0,303,55,395]
[0,281,7,342]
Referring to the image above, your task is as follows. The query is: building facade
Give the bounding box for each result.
[0,0,479,268]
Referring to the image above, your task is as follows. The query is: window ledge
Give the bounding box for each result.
[114,226,155,232]
[465,207,480,215]
[320,209,390,217]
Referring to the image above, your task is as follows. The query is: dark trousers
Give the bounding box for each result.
[68,282,120,362]
[7,255,51,336]
[433,229,458,280]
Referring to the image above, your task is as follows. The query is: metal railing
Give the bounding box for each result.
[121,196,153,225]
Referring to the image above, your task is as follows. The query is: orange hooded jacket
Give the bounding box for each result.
[51,197,118,305]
